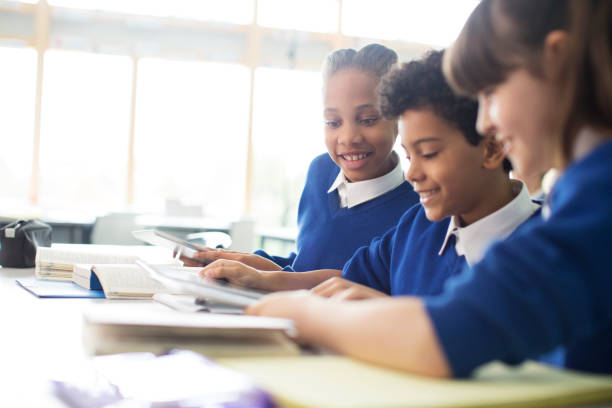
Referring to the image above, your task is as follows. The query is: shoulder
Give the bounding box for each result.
[307,153,337,174]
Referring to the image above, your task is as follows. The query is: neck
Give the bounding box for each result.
[572,126,612,163]
[458,172,515,227]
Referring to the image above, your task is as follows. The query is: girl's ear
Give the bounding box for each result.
[481,136,507,170]
[543,30,571,81]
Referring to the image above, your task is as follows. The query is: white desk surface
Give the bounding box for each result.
[0,266,167,407]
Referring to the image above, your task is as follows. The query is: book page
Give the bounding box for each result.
[94,265,194,298]
[36,244,175,266]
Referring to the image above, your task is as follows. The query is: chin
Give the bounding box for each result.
[423,208,444,222]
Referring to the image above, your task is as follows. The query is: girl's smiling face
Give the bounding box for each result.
[324,68,397,182]
[476,68,562,177]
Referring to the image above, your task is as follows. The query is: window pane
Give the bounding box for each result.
[258,0,338,33]
[48,0,254,25]
[342,0,478,46]
[133,58,250,220]
[0,46,36,205]
[251,68,324,228]
[39,50,132,211]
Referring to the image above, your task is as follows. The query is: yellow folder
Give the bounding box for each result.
[217,355,612,408]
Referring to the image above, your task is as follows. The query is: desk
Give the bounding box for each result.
[0,266,169,407]
[3,266,612,408]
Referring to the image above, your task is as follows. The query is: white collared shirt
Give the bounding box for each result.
[438,180,540,266]
[327,152,405,208]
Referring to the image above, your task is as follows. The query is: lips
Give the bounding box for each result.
[337,151,373,170]
[415,187,440,205]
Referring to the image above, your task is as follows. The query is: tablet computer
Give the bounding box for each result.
[136,260,267,308]
[132,229,207,259]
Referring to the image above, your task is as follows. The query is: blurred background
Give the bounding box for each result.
[0,0,478,252]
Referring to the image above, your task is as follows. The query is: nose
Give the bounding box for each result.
[476,94,496,137]
[337,121,363,145]
[404,157,424,185]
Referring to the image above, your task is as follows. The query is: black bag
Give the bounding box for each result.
[0,219,52,268]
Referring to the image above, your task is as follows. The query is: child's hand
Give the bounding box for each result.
[199,259,267,289]
[245,290,315,342]
[193,250,282,271]
[311,277,388,300]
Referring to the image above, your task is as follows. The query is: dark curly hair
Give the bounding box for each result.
[380,49,511,171]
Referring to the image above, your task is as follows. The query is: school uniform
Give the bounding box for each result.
[343,180,539,296]
[254,152,419,272]
[426,140,612,377]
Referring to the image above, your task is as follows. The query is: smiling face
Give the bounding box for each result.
[324,68,397,182]
[400,109,503,225]
[476,68,562,177]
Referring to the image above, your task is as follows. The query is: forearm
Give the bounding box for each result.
[262,269,342,291]
[297,297,451,377]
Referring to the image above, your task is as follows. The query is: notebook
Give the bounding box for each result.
[83,303,300,357]
[217,355,612,408]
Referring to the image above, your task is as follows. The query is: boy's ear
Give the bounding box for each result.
[481,136,507,170]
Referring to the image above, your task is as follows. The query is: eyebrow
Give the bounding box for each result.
[412,137,442,146]
[324,104,378,114]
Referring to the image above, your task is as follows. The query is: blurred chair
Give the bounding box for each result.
[186,231,232,249]
[90,213,141,245]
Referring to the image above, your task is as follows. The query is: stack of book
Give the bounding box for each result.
[34,244,178,281]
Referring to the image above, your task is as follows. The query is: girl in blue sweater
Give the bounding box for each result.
[246,0,612,377]
[191,44,418,279]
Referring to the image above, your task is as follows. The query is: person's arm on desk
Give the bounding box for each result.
[200,260,342,291]
[183,249,283,271]
[312,277,388,300]
[246,291,450,378]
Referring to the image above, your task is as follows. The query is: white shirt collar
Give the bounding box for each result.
[438,180,540,266]
[327,152,405,208]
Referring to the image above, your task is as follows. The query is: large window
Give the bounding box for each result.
[0,0,478,233]
[133,58,250,219]
[251,67,324,228]
[48,0,254,24]
[39,50,133,211]
[342,0,479,46]
[0,46,37,206]
[258,0,338,33]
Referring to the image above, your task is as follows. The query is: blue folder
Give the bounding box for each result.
[16,276,105,298]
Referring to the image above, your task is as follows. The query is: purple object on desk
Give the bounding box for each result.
[52,350,276,408]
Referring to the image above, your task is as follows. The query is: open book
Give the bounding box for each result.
[35,244,177,281]
[73,264,200,299]
[83,303,300,357]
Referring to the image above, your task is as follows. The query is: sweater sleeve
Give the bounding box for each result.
[425,171,612,377]
[253,249,297,269]
[341,225,396,294]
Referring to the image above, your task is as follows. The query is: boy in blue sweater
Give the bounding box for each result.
[246,0,612,378]
[186,44,418,277]
[202,51,539,294]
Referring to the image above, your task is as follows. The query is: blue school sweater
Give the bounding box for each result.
[426,140,612,377]
[254,153,419,272]
[342,206,463,296]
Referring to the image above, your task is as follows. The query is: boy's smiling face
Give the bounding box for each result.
[400,109,494,226]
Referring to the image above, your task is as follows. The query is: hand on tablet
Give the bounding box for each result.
[200,259,269,290]
[311,277,388,300]
[192,250,283,271]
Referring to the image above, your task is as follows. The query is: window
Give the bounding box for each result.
[258,0,339,33]
[48,0,254,24]
[342,0,479,46]
[39,50,133,211]
[133,58,250,219]
[251,67,324,228]
[0,46,37,205]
